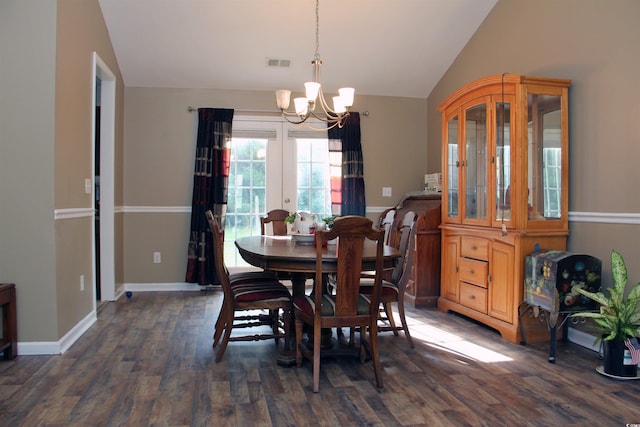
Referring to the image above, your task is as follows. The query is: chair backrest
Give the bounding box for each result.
[315,216,385,317]
[205,210,231,292]
[396,216,419,292]
[377,209,396,246]
[261,209,290,236]
[390,211,417,284]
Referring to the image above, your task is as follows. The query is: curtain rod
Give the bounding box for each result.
[187,106,369,116]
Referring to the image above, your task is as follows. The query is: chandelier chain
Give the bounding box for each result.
[314,0,320,60]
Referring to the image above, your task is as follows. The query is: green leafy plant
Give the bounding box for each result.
[322,215,337,229]
[284,212,297,225]
[571,250,640,342]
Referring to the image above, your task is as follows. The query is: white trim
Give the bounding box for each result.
[18,310,96,355]
[54,208,94,220]
[57,207,640,223]
[125,282,207,292]
[367,206,392,216]
[93,52,117,303]
[122,206,192,214]
[567,327,600,353]
[568,211,640,224]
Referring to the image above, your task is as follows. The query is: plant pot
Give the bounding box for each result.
[603,339,638,377]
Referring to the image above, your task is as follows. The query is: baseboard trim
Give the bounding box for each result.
[124,282,208,292]
[18,310,96,356]
[567,327,600,353]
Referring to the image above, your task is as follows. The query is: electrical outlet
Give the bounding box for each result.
[153,252,161,264]
[382,187,392,197]
[84,178,92,194]
[80,274,85,291]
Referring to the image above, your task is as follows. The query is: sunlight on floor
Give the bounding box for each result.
[397,313,513,363]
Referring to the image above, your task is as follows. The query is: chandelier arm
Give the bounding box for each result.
[280,111,313,125]
[316,89,337,116]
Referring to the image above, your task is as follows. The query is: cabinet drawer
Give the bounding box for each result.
[461,236,489,260]
[459,257,488,288]
[460,282,488,313]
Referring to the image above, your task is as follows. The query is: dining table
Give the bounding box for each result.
[234,234,401,365]
[234,235,401,298]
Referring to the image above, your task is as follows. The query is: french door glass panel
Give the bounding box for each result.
[225,118,332,267]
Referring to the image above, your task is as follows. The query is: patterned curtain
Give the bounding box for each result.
[185,108,234,285]
[328,112,365,216]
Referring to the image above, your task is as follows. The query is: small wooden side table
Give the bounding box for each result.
[0,283,17,359]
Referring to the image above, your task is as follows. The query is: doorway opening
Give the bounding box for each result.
[92,52,116,308]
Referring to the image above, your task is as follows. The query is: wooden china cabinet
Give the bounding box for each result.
[437,74,571,343]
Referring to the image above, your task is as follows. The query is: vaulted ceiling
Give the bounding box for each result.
[98,0,496,99]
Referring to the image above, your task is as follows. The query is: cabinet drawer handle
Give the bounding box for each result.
[467,269,474,274]
[469,295,475,300]
[456,161,461,167]
[470,245,477,250]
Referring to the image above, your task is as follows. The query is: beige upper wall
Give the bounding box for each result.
[427,0,640,282]
[124,88,428,207]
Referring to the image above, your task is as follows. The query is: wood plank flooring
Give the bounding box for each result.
[1,290,638,426]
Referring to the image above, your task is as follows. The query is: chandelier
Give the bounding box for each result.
[275,0,354,130]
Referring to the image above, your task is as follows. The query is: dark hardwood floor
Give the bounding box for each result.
[1,290,638,426]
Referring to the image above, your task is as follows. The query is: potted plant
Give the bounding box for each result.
[570,250,640,377]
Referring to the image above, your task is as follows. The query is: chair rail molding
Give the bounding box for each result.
[568,211,640,224]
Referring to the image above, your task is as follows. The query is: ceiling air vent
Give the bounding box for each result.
[266,58,291,68]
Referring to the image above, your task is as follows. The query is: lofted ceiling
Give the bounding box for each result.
[98,0,497,99]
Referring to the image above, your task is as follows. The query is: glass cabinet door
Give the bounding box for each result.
[445,115,459,220]
[495,99,512,225]
[464,103,488,222]
[527,94,562,221]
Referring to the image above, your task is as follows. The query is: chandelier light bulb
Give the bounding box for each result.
[304,82,321,102]
[338,87,355,107]
[275,89,291,110]
[294,97,309,116]
[333,96,346,114]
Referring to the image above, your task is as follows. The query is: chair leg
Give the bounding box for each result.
[270,309,280,345]
[213,300,230,347]
[215,309,234,363]
[397,297,414,349]
[383,302,399,336]
[295,318,304,367]
[359,326,367,364]
[313,324,321,393]
[282,307,292,353]
[368,321,384,389]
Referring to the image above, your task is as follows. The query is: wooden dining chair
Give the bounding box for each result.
[360,211,417,348]
[293,216,385,392]
[205,210,292,363]
[377,208,396,247]
[260,209,290,236]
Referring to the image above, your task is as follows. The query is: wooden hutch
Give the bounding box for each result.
[437,74,571,343]
[384,192,441,308]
